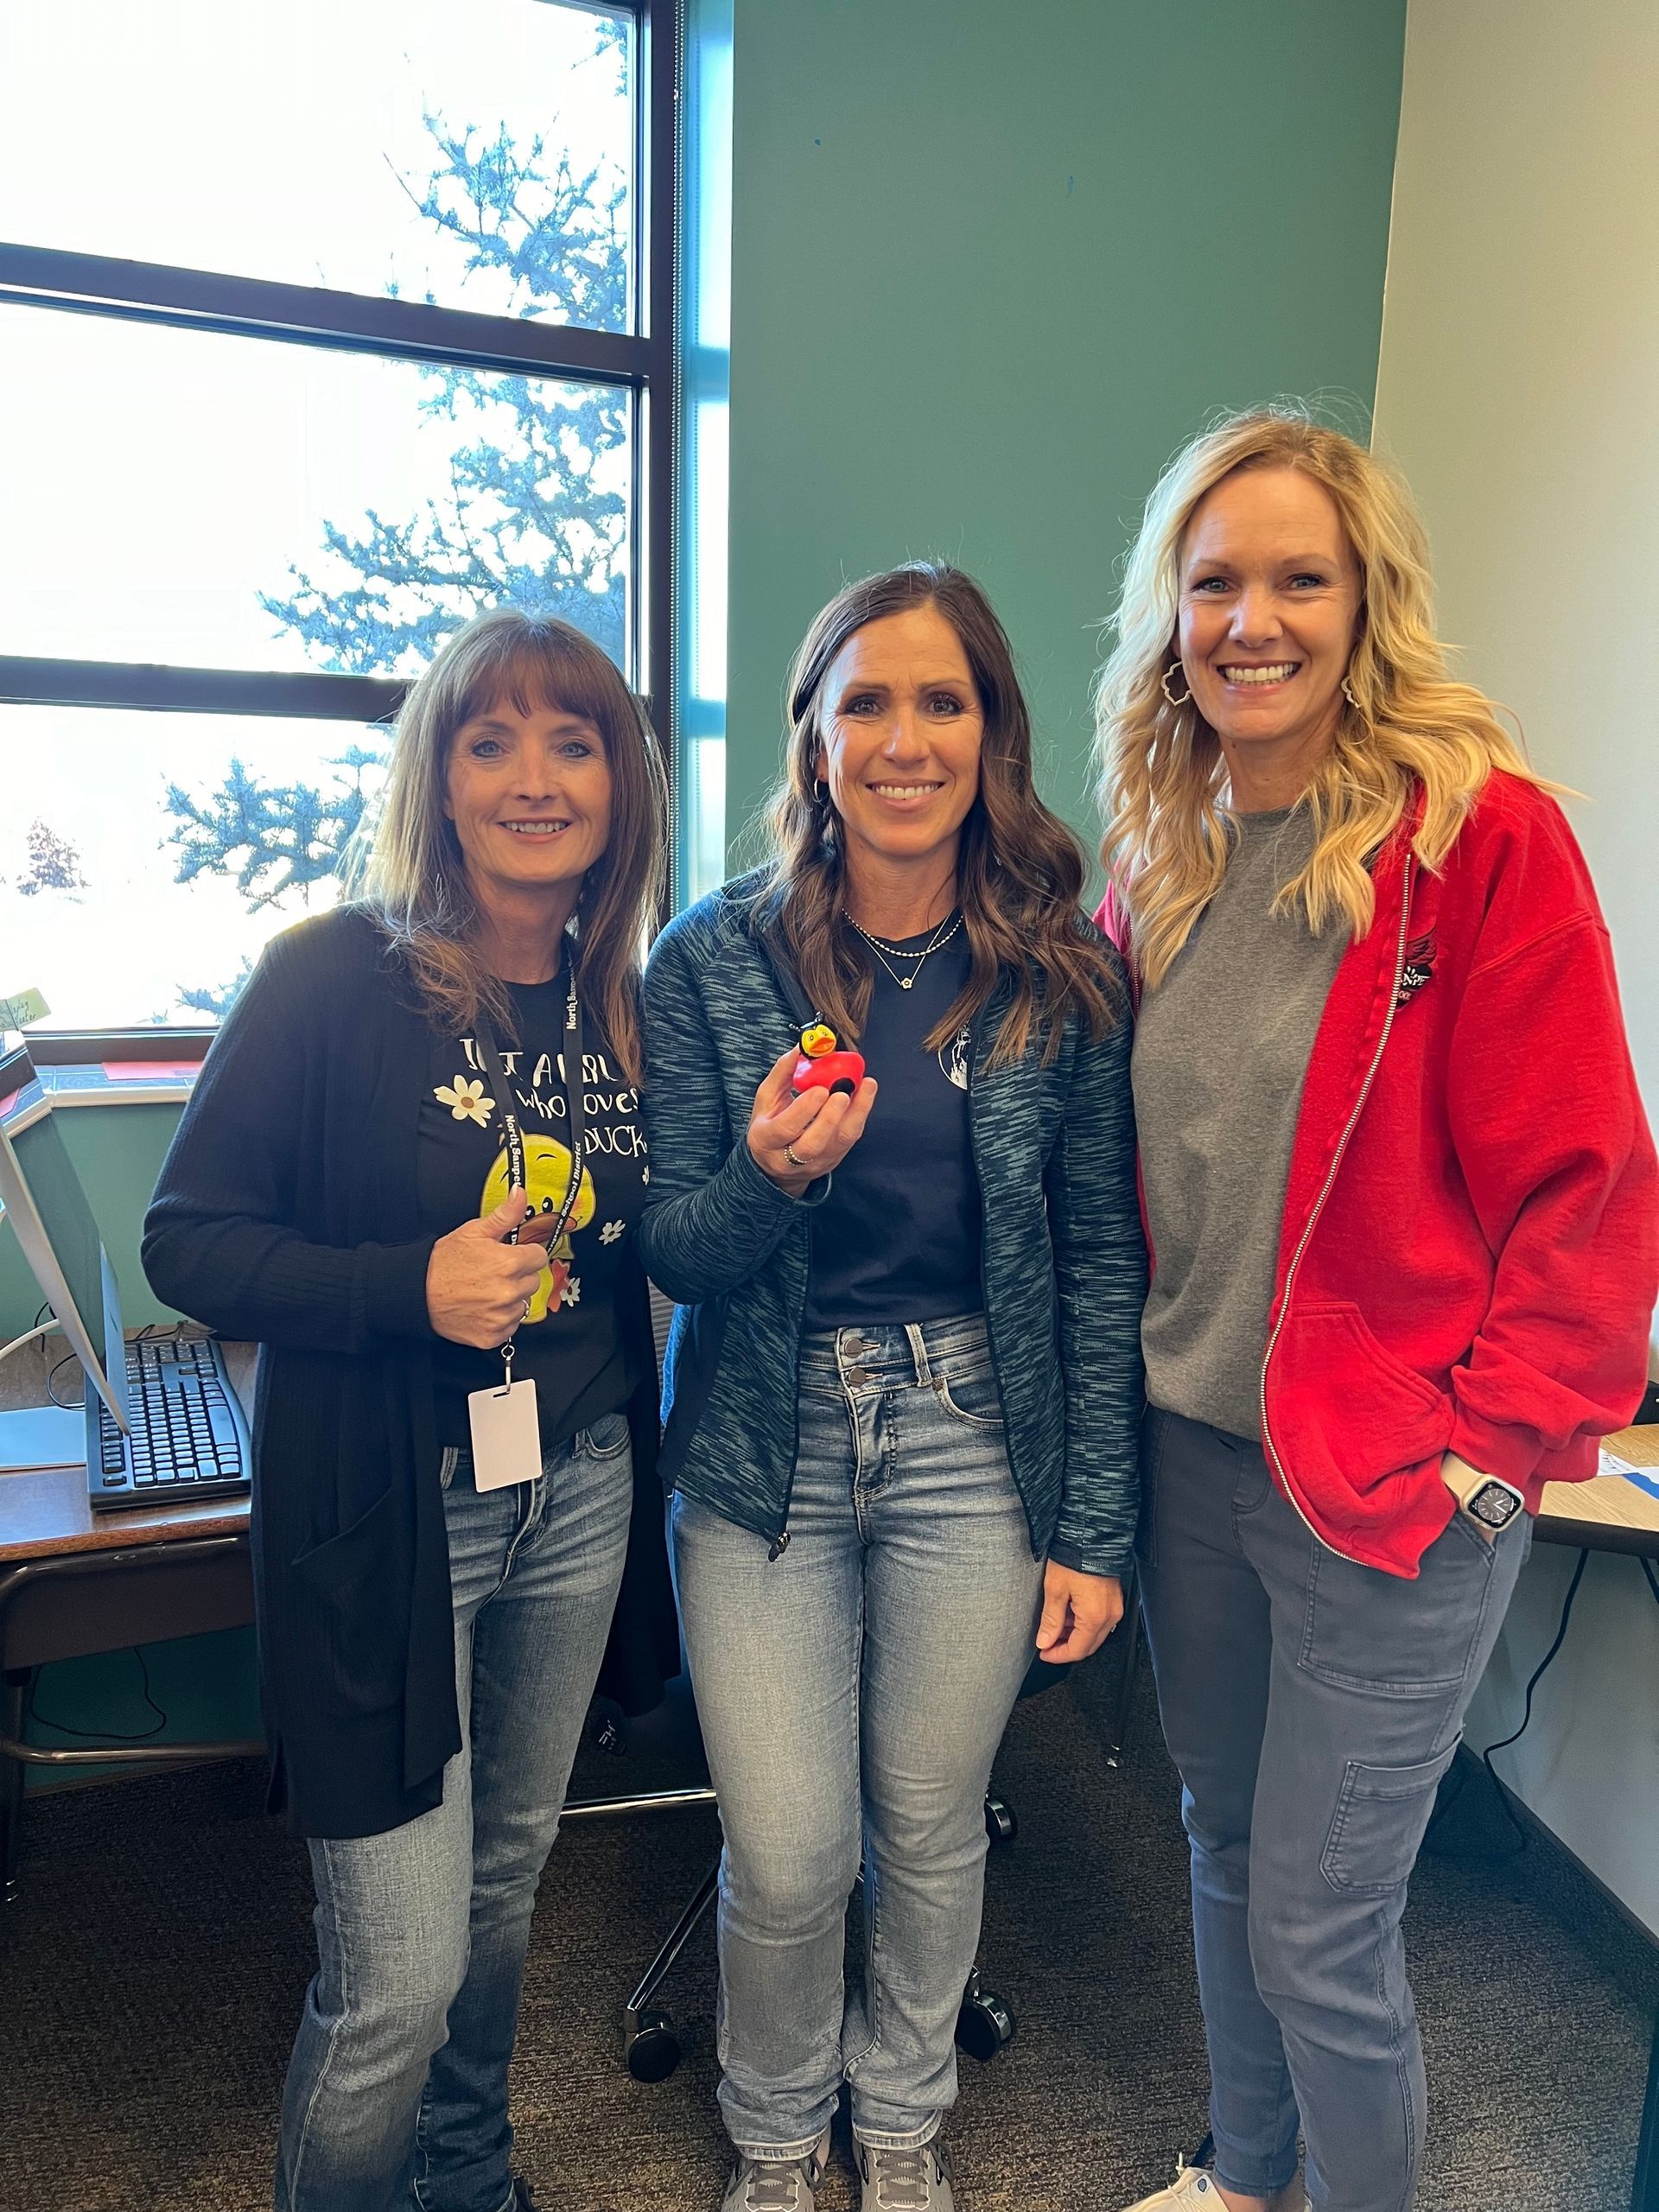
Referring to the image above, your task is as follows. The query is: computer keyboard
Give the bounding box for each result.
[89,1333,251,1509]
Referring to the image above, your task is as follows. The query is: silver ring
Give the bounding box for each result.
[522,1297,534,1321]
[783,1144,807,1170]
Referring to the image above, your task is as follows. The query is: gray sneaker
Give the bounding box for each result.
[720,2129,832,2212]
[855,2137,955,2211]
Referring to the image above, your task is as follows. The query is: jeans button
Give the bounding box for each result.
[845,1366,869,1388]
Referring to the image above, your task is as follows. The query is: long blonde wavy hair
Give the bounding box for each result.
[346,608,667,1082]
[1095,407,1546,988]
[757,563,1123,1069]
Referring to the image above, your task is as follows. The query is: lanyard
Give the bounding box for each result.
[471,969,587,1370]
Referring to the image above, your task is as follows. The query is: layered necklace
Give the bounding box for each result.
[846,908,964,990]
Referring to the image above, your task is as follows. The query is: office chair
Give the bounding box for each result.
[619,1786,1020,2083]
[613,1574,1145,2080]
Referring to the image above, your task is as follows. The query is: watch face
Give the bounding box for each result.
[1469,1479,1522,1528]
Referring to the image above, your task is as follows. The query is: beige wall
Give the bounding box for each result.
[1374,0,1659,1932]
[1374,0,1659,1130]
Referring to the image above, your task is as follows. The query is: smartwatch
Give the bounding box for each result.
[1444,1454,1526,1534]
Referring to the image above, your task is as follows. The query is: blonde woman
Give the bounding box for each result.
[1095,410,1657,2212]
[144,610,676,2212]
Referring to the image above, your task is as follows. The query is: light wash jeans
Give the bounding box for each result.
[1136,1408,1529,2212]
[274,1414,634,2212]
[671,1313,1046,2161]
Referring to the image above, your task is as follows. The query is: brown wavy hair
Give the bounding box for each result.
[347,607,667,1081]
[755,562,1122,1067]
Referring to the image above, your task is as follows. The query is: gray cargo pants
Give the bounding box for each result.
[1136,1408,1529,2212]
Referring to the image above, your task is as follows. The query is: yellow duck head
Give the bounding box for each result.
[482,1135,596,1319]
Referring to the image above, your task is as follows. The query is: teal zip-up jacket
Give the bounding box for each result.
[636,874,1148,1576]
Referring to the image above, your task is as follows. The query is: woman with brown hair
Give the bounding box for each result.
[637,562,1147,2212]
[1095,410,1657,2212]
[143,607,677,2212]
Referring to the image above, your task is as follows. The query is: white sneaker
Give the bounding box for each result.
[1121,2165,1224,2211]
[1121,2163,1306,2212]
[855,2135,955,2211]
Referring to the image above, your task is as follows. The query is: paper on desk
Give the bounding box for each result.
[1599,1447,1659,1501]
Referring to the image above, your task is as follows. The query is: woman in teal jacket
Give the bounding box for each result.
[637,563,1146,2212]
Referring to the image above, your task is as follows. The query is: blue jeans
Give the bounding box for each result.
[1136,1409,1529,2212]
[274,1416,635,2212]
[671,1313,1046,2160]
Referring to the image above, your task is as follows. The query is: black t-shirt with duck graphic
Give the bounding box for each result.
[417,972,649,1452]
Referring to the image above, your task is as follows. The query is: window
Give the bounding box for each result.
[0,0,676,1033]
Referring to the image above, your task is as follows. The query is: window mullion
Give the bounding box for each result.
[0,243,651,387]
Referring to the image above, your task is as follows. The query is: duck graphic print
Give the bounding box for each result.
[480,1136,594,1319]
[429,1019,645,1328]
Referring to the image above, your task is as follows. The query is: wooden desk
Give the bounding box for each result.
[0,1338,259,1903]
[1536,1425,1659,1558]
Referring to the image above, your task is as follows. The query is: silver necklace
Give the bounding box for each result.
[847,909,963,990]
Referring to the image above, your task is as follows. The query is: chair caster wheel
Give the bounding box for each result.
[955,1974,1015,2062]
[983,1795,1017,1846]
[624,2009,683,2082]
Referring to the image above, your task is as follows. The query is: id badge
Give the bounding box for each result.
[467,1376,542,1491]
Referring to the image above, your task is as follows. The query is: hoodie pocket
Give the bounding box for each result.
[1276,1300,1448,1478]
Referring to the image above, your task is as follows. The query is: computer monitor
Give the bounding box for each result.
[0,1042,130,1470]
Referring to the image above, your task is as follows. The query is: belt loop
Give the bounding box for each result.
[904,1321,931,1388]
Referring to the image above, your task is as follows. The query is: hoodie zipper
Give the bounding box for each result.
[1257,854,1414,1564]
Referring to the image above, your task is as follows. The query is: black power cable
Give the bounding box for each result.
[1425,1544,1590,1860]
[25,1645,169,1745]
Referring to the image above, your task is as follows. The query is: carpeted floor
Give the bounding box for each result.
[1,1648,1653,2212]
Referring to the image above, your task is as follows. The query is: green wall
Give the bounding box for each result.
[724,0,1408,869]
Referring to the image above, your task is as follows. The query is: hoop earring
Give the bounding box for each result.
[814,779,830,805]
[1160,663,1192,709]
[1341,677,1358,709]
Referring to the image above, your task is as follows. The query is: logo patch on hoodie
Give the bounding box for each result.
[1395,931,1437,1008]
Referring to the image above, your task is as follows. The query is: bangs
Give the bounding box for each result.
[441,620,631,746]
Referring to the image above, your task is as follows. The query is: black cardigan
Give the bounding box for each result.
[143,905,678,1840]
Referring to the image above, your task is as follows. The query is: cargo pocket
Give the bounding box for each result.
[1320,1739,1459,1897]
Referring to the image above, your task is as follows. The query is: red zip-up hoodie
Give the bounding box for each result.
[1099,771,1659,1577]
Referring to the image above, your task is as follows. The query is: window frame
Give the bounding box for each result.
[0,0,679,1029]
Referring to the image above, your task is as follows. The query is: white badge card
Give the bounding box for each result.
[467,1376,542,1491]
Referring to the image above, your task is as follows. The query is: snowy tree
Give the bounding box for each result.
[166,23,629,1008]
[18,820,87,897]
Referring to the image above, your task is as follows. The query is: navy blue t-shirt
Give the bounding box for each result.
[804,919,983,1327]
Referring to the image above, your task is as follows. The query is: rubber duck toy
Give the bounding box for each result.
[791,1020,866,1098]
